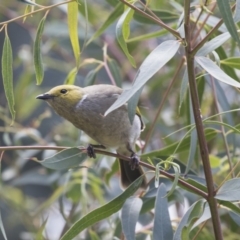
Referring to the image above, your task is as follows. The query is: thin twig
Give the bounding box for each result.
[118,0,181,39]
[211,77,234,178]
[0,0,74,26]
[103,44,116,86]
[0,144,207,198]
[142,57,185,153]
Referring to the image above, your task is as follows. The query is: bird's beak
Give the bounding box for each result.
[36,93,54,100]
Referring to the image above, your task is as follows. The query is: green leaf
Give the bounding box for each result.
[108,58,122,87]
[221,57,240,70]
[68,1,80,67]
[234,0,240,23]
[34,15,46,85]
[215,178,240,201]
[64,67,77,84]
[216,0,240,45]
[142,128,217,157]
[128,29,169,43]
[105,159,119,185]
[2,32,15,124]
[195,56,240,88]
[128,86,143,124]
[179,69,188,113]
[196,32,231,56]
[166,165,180,198]
[174,200,205,240]
[208,154,221,168]
[215,46,238,80]
[220,201,240,215]
[35,218,48,240]
[105,40,180,116]
[191,204,211,229]
[185,178,208,194]
[87,3,123,44]
[116,8,136,67]
[153,184,173,240]
[60,175,144,240]
[38,148,87,170]
[133,9,179,25]
[184,99,197,175]
[204,120,240,135]
[121,197,143,240]
[84,69,97,86]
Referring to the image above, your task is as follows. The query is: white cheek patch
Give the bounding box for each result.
[76,94,88,108]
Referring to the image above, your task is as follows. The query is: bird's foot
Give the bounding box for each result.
[86,144,106,159]
[129,153,140,170]
[87,144,96,159]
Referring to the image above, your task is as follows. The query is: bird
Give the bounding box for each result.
[36,84,147,188]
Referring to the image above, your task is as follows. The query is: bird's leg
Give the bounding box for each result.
[86,144,106,159]
[126,143,139,170]
[130,153,140,170]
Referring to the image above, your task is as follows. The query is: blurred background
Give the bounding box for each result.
[1,0,240,239]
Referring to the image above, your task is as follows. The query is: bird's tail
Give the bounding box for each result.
[118,159,147,188]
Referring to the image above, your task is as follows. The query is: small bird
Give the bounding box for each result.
[36,84,147,188]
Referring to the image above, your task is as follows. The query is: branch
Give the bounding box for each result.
[0,0,75,26]
[0,145,207,198]
[184,0,223,239]
[118,0,181,39]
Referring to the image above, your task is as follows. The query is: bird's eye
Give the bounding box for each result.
[60,89,67,94]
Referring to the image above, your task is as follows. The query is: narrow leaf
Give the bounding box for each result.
[221,201,240,215]
[229,211,240,226]
[196,32,231,56]
[87,3,123,44]
[108,58,122,87]
[153,184,173,240]
[195,56,240,88]
[105,40,180,116]
[68,1,80,67]
[84,69,97,86]
[173,200,205,240]
[64,67,77,85]
[36,218,48,240]
[116,8,136,67]
[234,0,240,23]
[179,69,188,112]
[215,178,240,201]
[2,32,15,124]
[34,15,46,85]
[216,0,240,45]
[166,165,180,198]
[127,86,143,124]
[142,128,217,157]
[127,29,169,43]
[184,98,197,175]
[61,175,144,240]
[192,204,211,229]
[38,148,87,170]
[221,57,240,70]
[121,197,143,240]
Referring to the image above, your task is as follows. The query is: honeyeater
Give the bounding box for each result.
[36,84,147,188]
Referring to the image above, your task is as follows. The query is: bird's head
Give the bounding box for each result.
[36,85,85,111]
